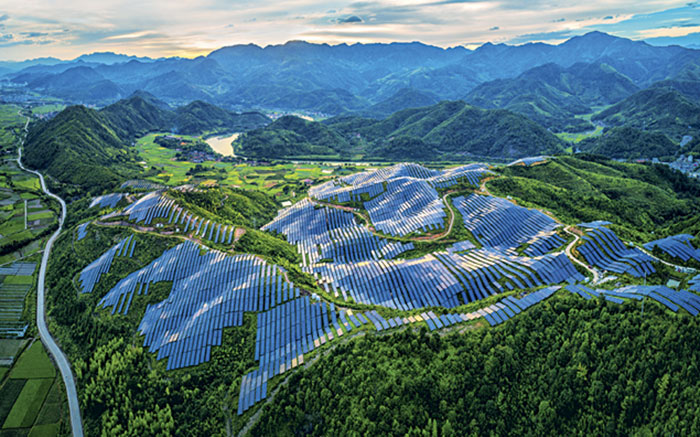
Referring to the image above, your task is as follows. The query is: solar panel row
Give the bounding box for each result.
[577,227,656,278]
[453,194,560,252]
[643,234,700,263]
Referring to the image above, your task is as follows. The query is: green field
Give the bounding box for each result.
[9,342,55,379]
[136,133,355,200]
[0,341,64,435]
[2,378,53,429]
[30,105,65,116]
[556,125,604,143]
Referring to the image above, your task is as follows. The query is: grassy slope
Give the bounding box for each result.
[488,155,700,241]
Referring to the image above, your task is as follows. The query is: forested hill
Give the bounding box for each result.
[24,105,137,194]
[23,92,270,194]
[592,87,700,141]
[235,100,564,160]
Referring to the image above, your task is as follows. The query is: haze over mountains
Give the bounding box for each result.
[11,30,700,190]
[4,32,699,114]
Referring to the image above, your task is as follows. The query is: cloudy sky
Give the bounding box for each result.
[0,0,698,60]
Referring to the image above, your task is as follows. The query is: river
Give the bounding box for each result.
[205,133,240,157]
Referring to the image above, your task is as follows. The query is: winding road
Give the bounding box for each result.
[563,226,600,284]
[15,114,84,437]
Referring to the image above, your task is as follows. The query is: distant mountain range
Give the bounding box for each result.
[4,32,698,114]
[13,31,700,169]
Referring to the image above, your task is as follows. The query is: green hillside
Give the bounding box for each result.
[236,101,564,161]
[251,293,700,436]
[580,126,677,160]
[173,100,269,135]
[23,105,139,195]
[488,155,700,240]
[592,87,700,141]
[235,115,353,159]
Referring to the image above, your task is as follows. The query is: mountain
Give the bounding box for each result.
[23,65,126,103]
[101,94,175,139]
[23,105,137,194]
[592,87,700,140]
[9,32,699,115]
[649,61,700,102]
[74,52,155,65]
[580,126,677,160]
[465,63,639,132]
[235,115,352,158]
[237,100,563,160]
[173,100,269,135]
[361,88,439,118]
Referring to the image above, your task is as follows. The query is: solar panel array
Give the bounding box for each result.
[643,234,700,262]
[88,241,302,371]
[122,192,175,225]
[78,235,135,293]
[76,223,89,241]
[307,248,582,310]
[116,192,242,246]
[308,163,490,236]
[120,179,165,191]
[365,178,446,236]
[567,284,700,316]
[577,227,656,277]
[262,199,414,265]
[89,193,126,209]
[475,286,559,327]
[453,194,561,252]
[434,249,583,304]
[238,297,362,414]
[690,275,700,293]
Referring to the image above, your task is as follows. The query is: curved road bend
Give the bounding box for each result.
[16,116,84,437]
[563,226,600,284]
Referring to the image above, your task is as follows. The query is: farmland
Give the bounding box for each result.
[0,341,67,435]
[135,133,356,201]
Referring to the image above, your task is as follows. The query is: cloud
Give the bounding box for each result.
[0,33,12,41]
[21,31,48,38]
[507,30,573,44]
[338,15,363,24]
[0,0,697,60]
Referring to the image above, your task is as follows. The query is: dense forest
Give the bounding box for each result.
[251,292,700,436]
[236,101,564,160]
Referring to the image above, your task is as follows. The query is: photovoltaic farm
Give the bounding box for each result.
[453,194,564,254]
[69,158,700,424]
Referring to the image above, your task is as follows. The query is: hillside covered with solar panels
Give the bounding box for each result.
[41,155,700,436]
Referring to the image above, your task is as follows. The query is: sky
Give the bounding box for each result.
[0,0,698,61]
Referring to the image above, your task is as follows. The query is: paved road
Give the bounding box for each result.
[563,226,600,284]
[16,116,84,437]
